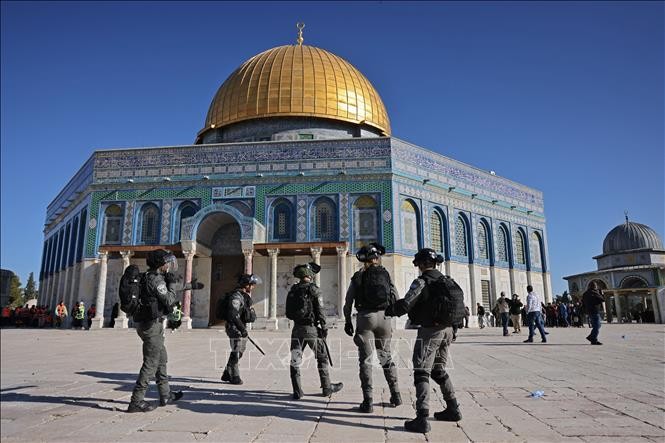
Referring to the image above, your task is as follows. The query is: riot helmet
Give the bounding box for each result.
[355,242,386,263]
[147,249,178,272]
[293,262,321,279]
[238,273,261,287]
[412,248,444,267]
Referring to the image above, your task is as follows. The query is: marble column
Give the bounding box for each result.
[613,292,623,322]
[181,250,195,329]
[242,248,254,274]
[114,250,133,328]
[310,246,322,286]
[90,252,108,329]
[267,248,279,327]
[336,245,348,318]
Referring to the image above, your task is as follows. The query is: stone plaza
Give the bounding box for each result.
[1,323,664,442]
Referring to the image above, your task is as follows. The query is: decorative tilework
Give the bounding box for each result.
[161,199,172,244]
[339,193,350,240]
[122,201,134,244]
[296,197,307,242]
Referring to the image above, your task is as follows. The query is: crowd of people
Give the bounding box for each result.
[0,301,97,329]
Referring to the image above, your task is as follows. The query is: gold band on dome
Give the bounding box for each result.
[200,44,391,137]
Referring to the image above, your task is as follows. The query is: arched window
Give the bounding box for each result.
[430,210,444,254]
[272,199,294,241]
[515,229,526,265]
[530,232,543,269]
[311,197,336,241]
[140,203,160,245]
[353,195,378,250]
[455,215,468,257]
[401,199,420,250]
[477,221,490,260]
[497,224,509,262]
[176,201,198,242]
[103,204,123,244]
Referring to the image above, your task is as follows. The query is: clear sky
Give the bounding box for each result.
[1,1,663,295]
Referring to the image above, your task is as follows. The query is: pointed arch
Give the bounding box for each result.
[352,195,379,250]
[102,204,123,245]
[138,202,160,245]
[271,198,295,241]
[515,228,527,265]
[477,218,492,262]
[496,223,510,263]
[401,199,421,251]
[454,213,471,262]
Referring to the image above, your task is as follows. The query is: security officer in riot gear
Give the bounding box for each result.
[287,263,343,399]
[221,274,258,385]
[343,243,401,413]
[127,249,183,413]
[385,248,463,432]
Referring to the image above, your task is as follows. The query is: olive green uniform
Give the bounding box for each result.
[289,282,330,396]
[130,270,176,405]
[224,289,255,379]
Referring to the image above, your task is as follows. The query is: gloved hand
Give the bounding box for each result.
[164,272,177,285]
[344,321,354,337]
[385,299,408,317]
[318,327,328,339]
[240,329,249,338]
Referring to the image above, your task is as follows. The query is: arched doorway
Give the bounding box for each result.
[195,212,244,326]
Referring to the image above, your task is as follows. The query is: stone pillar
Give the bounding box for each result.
[310,246,322,286]
[267,248,279,328]
[613,292,623,322]
[336,245,348,318]
[90,252,108,329]
[243,248,254,274]
[114,251,133,328]
[509,268,516,296]
[181,250,195,329]
[469,263,478,314]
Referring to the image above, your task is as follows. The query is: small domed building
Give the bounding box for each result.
[38,28,552,328]
[564,216,665,323]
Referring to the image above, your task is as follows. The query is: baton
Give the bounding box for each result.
[246,335,266,355]
[318,328,333,367]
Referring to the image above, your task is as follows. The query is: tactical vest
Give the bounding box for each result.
[353,265,394,311]
[136,271,162,322]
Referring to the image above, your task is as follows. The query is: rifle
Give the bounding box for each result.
[317,327,333,367]
[246,334,266,355]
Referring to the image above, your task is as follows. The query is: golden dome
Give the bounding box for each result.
[199,44,391,138]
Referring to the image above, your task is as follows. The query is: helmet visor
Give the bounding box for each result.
[164,254,178,273]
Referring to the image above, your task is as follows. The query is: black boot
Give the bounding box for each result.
[434,398,462,422]
[358,393,373,413]
[221,369,231,382]
[404,410,430,433]
[322,382,343,396]
[389,390,402,407]
[126,400,155,413]
[230,376,243,385]
[159,391,183,407]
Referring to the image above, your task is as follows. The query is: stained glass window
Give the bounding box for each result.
[140,203,160,245]
[478,222,489,260]
[431,211,443,253]
[312,198,336,241]
[273,201,293,241]
[515,230,526,264]
[401,200,419,250]
[353,195,378,250]
[455,216,468,257]
[103,204,123,244]
[497,225,508,262]
[530,232,542,268]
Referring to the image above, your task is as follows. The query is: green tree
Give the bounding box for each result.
[9,275,24,308]
[24,272,38,301]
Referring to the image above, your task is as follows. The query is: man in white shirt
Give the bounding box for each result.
[523,285,547,343]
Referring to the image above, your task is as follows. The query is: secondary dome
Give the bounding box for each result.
[197,44,391,141]
[602,218,664,254]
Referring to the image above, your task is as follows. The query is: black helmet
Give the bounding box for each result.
[412,248,444,266]
[238,274,261,287]
[356,242,386,263]
[293,262,321,279]
[147,249,175,269]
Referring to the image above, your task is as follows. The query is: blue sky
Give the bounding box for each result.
[1,1,663,295]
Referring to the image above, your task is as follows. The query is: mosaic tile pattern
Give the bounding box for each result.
[161,199,172,244]
[339,193,350,241]
[297,197,307,242]
[122,201,135,245]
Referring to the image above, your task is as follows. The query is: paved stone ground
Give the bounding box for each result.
[1,323,664,443]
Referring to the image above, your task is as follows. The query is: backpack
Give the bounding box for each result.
[421,273,465,327]
[119,265,145,316]
[285,283,313,322]
[355,266,394,311]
